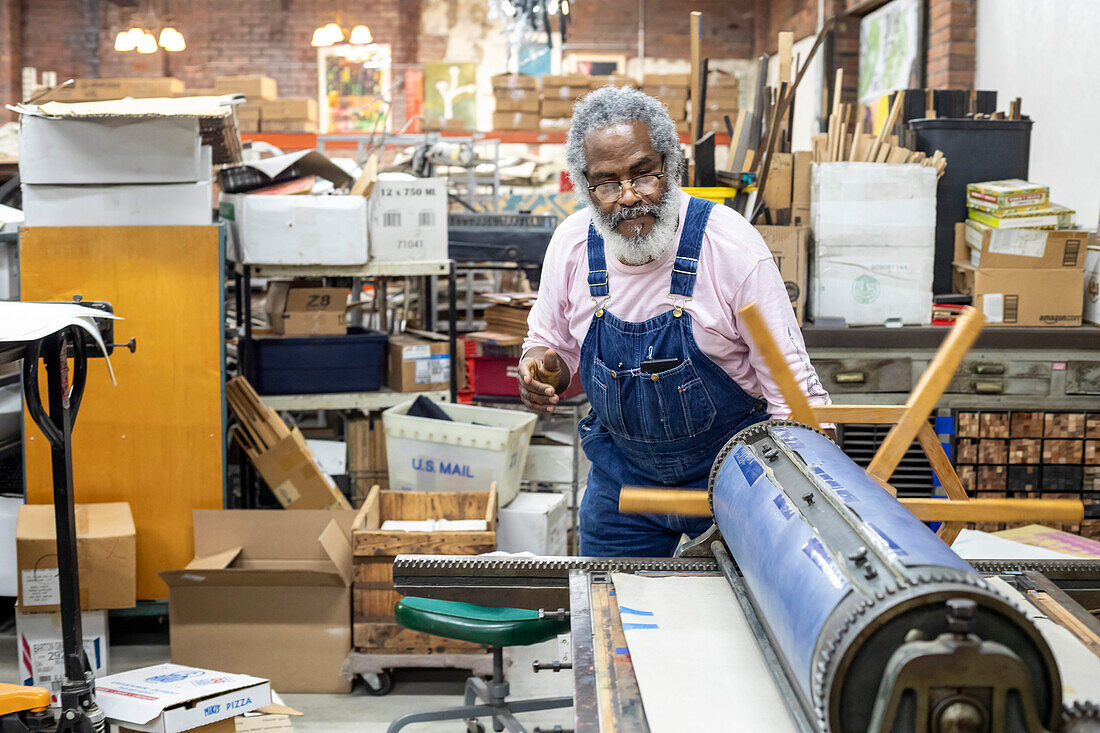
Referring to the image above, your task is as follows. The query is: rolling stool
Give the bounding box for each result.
[387,597,573,733]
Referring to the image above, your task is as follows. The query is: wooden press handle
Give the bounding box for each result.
[619,487,1083,524]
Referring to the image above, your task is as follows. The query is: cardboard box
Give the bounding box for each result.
[491,74,537,90]
[642,73,690,86]
[498,492,568,555]
[542,85,588,102]
[260,98,317,121]
[1085,243,1100,326]
[97,663,270,733]
[19,115,204,184]
[17,606,108,707]
[122,723,234,733]
[964,225,1089,269]
[388,334,461,392]
[219,194,368,266]
[17,502,135,612]
[233,705,301,733]
[953,261,1083,327]
[539,99,575,118]
[492,111,540,131]
[74,77,184,98]
[367,178,448,263]
[756,225,809,325]
[249,427,352,510]
[811,162,936,325]
[542,74,589,88]
[260,119,317,132]
[161,511,357,693]
[263,282,348,336]
[214,75,278,100]
[763,152,793,213]
[494,88,540,113]
[22,181,213,227]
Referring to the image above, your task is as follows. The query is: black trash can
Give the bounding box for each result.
[909,118,1033,294]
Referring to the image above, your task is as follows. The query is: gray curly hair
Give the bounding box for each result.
[565,85,683,208]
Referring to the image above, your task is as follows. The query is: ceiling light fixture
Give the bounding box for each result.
[137,32,158,54]
[114,30,137,51]
[349,25,373,44]
[158,26,186,52]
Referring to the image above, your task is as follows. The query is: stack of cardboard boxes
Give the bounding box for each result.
[15,503,136,708]
[214,74,318,133]
[701,71,739,135]
[539,74,592,127]
[43,76,184,102]
[492,74,540,131]
[641,73,690,134]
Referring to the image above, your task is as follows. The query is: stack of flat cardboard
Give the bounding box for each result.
[540,74,591,121]
[226,376,353,509]
[39,76,185,103]
[492,74,540,131]
[481,292,537,336]
[642,73,689,131]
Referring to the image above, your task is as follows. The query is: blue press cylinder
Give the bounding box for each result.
[710,423,973,701]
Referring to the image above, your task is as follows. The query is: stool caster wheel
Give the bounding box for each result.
[363,671,393,696]
[465,721,485,733]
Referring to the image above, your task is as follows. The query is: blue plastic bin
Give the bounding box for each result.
[244,328,387,395]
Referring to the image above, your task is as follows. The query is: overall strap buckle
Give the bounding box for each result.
[593,295,612,317]
[665,293,691,317]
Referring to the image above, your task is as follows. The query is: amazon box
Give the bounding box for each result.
[756,225,809,325]
[953,261,1083,327]
[161,510,358,693]
[16,502,135,612]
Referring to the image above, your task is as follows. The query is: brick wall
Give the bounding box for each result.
[566,0,755,61]
[0,0,20,120]
[926,0,975,88]
[17,0,422,100]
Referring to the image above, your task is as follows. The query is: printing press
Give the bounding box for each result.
[394,308,1100,733]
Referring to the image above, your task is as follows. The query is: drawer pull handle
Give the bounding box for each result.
[973,364,1006,375]
[835,372,865,384]
[973,382,1004,394]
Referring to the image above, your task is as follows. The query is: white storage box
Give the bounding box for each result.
[19,116,205,184]
[16,605,109,708]
[523,443,590,485]
[1085,243,1099,326]
[382,399,536,506]
[498,491,568,555]
[220,193,368,265]
[368,178,448,263]
[22,181,213,226]
[810,162,936,325]
[95,663,270,733]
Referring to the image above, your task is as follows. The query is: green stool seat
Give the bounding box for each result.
[395,597,570,647]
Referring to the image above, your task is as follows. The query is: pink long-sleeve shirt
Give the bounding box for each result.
[523,191,831,419]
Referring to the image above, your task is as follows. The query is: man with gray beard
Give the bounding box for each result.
[520,86,829,557]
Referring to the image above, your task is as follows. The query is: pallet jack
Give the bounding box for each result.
[1,302,132,733]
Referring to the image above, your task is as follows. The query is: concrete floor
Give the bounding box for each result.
[0,614,574,733]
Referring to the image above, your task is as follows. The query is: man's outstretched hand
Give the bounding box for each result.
[518,347,569,413]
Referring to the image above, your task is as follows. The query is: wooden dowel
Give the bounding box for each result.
[689,11,702,161]
[738,303,820,428]
[619,489,1083,525]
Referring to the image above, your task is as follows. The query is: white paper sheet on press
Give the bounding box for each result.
[0,302,118,383]
[951,529,1077,560]
[986,576,1100,705]
[611,573,800,733]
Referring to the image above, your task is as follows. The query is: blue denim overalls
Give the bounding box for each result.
[577,196,769,556]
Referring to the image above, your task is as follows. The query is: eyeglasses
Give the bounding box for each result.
[587,171,665,204]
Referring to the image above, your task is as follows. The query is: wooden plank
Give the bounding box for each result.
[688,11,702,161]
[1026,592,1100,660]
[867,306,983,483]
[354,620,488,655]
[811,405,908,424]
[21,226,224,599]
[777,32,793,84]
[354,530,496,556]
[847,116,864,161]
[917,423,968,501]
[738,303,820,428]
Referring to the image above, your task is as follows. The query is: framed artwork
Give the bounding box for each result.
[422,62,477,130]
[565,53,627,77]
[858,0,922,104]
[317,43,393,133]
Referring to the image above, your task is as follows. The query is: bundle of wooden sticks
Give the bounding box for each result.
[811,74,947,178]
